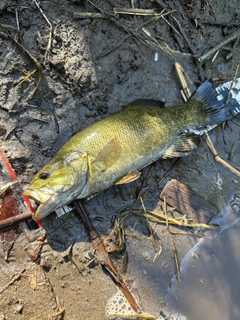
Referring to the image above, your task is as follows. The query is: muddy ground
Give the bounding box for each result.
[0,0,240,319]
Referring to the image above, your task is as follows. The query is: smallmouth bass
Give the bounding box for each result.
[24,80,240,219]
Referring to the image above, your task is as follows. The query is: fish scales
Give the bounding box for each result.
[24,80,240,219]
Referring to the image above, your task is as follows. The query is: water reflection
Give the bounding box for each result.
[165,194,240,320]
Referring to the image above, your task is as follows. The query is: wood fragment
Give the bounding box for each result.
[160,179,217,224]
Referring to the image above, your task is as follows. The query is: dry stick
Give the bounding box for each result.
[198,30,240,62]
[0,211,33,229]
[171,238,181,287]
[175,62,192,101]
[73,12,105,19]
[226,38,239,60]
[140,197,158,250]
[0,269,26,294]
[113,8,160,16]
[157,158,180,186]
[204,133,240,178]
[2,125,17,141]
[72,200,142,315]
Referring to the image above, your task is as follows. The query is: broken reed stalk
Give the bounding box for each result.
[118,209,217,230]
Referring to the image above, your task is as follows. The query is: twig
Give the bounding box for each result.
[175,62,192,101]
[171,238,181,286]
[72,200,143,315]
[113,8,160,16]
[0,30,42,98]
[48,296,65,319]
[140,197,158,249]
[198,30,240,62]
[204,133,240,177]
[0,269,26,294]
[88,1,176,58]
[2,125,17,141]
[100,14,169,58]
[157,158,180,185]
[0,211,33,229]
[119,209,217,230]
[33,0,52,60]
[73,12,105,19]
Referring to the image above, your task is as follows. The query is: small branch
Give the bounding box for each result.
[204,133,240,177]
[0,269,26,294]
[198,30,240,62]
[0,211,33,229]
[72,201,142,315]
[113,8,160,16]
[175,62,192,101]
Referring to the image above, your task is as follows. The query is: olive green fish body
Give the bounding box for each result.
[24,80,233,219]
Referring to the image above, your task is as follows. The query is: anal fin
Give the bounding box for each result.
[115,169,141,185]
[162,133,201,158]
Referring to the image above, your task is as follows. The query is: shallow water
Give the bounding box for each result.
[165,191,240,320]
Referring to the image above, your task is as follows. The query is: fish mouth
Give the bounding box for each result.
[23,189,54,220]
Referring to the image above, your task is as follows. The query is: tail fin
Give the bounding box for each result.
[215,79,240,116]
[190,80,229,125]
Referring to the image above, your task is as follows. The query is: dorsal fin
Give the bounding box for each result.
[126,99,165,109]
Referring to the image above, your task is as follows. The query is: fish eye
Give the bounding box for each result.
[39,172,50,180]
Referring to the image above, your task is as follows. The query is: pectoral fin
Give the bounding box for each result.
[91,138,122,174]
[162,133,201,158]
[115,169,141,184]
